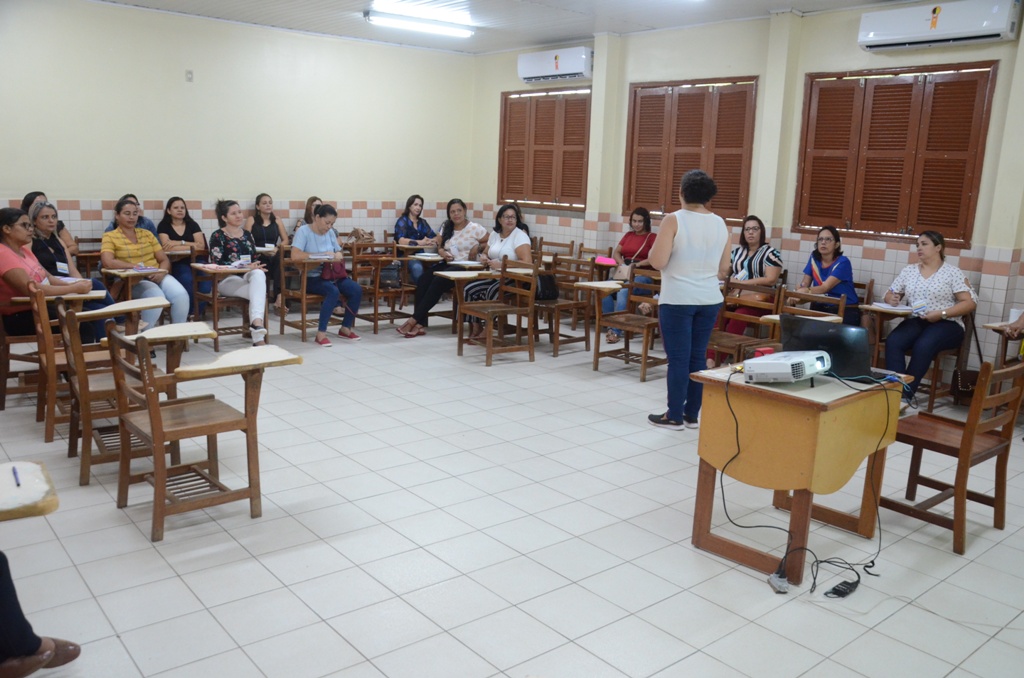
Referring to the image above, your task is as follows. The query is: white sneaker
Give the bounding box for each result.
[251,326,268,345]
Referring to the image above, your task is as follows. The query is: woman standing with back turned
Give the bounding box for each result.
[648,170,731,430]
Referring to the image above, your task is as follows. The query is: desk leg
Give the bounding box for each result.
[242,370,264,519]
[771,449,887,540]
[692,458,810,585]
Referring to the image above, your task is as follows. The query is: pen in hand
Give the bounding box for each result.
[12,466,20,487]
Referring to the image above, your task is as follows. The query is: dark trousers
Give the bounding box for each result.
[659,302,722,421]
[412,264,454,326]
[885,316,964,397]
[170,259,211,317]
[0,551,42,662]
[258,253,283,300]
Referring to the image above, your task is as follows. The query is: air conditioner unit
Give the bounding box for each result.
[858,0,1020,51]
[517,46,592,83]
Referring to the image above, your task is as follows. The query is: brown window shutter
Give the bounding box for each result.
[666,88,710,213]
[626,87,671,212]
[527,97,558,200]
[557,94,590,204]
[907,71,990,241]
[708,84,756,219]
[798,79,864,228]
[852,76,922,232]
[499,97,530,201]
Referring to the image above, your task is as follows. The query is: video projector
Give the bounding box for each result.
[743,350,831,384]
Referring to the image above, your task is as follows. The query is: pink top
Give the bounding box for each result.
[619,231,655,263]
[0,244,47,314]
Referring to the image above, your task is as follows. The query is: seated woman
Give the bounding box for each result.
[0,550,80,677]
[0,208,94,339]
[21,190,77,256]
[464,204,534,341]
[395,198,488,338]
[245,192,289,314]
[103,193,158,236]
[603,207,656,344]
[156,196,209,316]
[291,204,361,346]
[883,231,977,405]
[208,200,270,346]
[795,225,860,325]
[294,195,322,237]
[29,201,117,342]
[100,198,189,329]
[724,214,783,332]
[394,194,435,283]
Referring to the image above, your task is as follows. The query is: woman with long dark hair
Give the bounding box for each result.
[156,196,208,316]
[394,194,436,283]
[602,207,656,344]
[244,193,289,312]
[394,198,487,338]
[463,204,533,341]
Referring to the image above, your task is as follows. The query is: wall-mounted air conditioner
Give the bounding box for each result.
[858,0,1020,51]
[517,46,592,82]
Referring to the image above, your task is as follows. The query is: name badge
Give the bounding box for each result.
[239,255,251,264]
[56,262,70,275]
[912,299,928,315]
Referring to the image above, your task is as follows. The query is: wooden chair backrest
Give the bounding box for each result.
[351,242,396,290]
[960,360,1024,446]
[538,237,575,258]
[28,285,60,365]
[106,326,161,436]
[627,267,660,313]
[718,280,781,327]
[75,236,103,252]
[497,258,537,311]
[550,255,595,284]
[854,279,875,305]
[578,244,612,260]
[779,289,847,320]
[56,301,88,398]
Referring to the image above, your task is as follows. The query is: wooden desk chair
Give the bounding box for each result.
[192,267,267,352]
[592,270,665,382]
[538,237,576,262]
[107,329,261,541]
[882,360,1024,554]
[28,287,109,443]
[918,312,976,412]
[706,280,782,367]
[57,304,163,486]
[74,237,104,278]
[533,254,593,357]
[351,242,411,334]
[854,279,875,306]
[0,313,39,412]
[457,259,537,366]
[577,244,612,260]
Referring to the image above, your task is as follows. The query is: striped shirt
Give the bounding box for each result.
[730,243,783,280]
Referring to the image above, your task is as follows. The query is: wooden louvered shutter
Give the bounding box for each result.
[799,79,864,228]
[499,97,530,201]
[626,87,671,211]
[707,84,755,220]
[528,97,558,201]
[557,94,590,204]
[907,71,990,240]
[666,88,709,213]
[852,76,922,232]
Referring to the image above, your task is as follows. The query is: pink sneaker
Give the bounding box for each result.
[338,328,361,341]
[315,336,332,347]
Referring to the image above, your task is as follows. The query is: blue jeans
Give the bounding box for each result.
[306,276,362,331]
[602,275,653,336]
[884,317,964,397]
[659,302,722,421]
[170,258,211,316]
[132,275,190,328]
[406,259,425,284]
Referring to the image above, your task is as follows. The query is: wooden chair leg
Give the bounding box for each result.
[592,323,602,372]
[905,446,923,500]
[994,451,1008,530]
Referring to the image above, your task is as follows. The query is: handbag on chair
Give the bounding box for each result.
[951,315,982,406]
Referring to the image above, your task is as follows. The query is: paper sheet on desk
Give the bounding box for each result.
[871,302,912,311]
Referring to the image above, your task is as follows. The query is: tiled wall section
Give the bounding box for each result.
[8,197,1020,366]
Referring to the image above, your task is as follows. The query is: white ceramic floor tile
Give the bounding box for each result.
[362,548,460,594]
[258,540,352,584]
[371,633,497,678]
[577,616,698,677]
[180,558,282,607]
[424,531,519,573]
[98,577,204,632]
[703,622,825,678]
[211,588,320,645]
[483,515,573,553]
[403,576,511,629]
[528,538,625,581]
[119,610,236,675]
[578,563,681,613]
[451,606,566,670]
[510,642,628,678]
[152,648,263,677]
[244,622,364,678]
[327,597,442,658]
[291,567,396,618]
[518,583,629,639]
[469,556,571,605]
[830,629,955,677]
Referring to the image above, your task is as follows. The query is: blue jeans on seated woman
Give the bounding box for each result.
[169,258,211,317]
[602,275,653,336]
[132,275,190,329]
[306,275,362,331]
[659,302,721,422]
[884,316,964,397]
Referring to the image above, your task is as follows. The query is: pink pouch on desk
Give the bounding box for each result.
[594,256,616,265]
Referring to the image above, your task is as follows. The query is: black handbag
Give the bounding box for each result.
[535,274,559,300]
[951,315,982,406]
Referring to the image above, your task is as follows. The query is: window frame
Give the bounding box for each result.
[792,61,997,249]
[621,76,757,219]
[497,86,592,212]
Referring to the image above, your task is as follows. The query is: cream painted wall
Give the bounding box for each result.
[0,0,473,201]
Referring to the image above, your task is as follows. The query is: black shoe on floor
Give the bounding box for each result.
[648,413,685,430]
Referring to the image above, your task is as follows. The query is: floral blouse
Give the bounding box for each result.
[209,229,258,265]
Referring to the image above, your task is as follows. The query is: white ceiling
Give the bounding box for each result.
[97,0,914,54]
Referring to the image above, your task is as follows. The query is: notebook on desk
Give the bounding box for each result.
[780,313,893,381]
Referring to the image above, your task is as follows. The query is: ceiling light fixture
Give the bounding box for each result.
[363,10,474,38]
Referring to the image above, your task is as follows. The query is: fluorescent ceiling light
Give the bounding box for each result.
[363,10,474,38]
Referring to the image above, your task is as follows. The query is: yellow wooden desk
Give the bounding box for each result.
[690,366,902,585]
